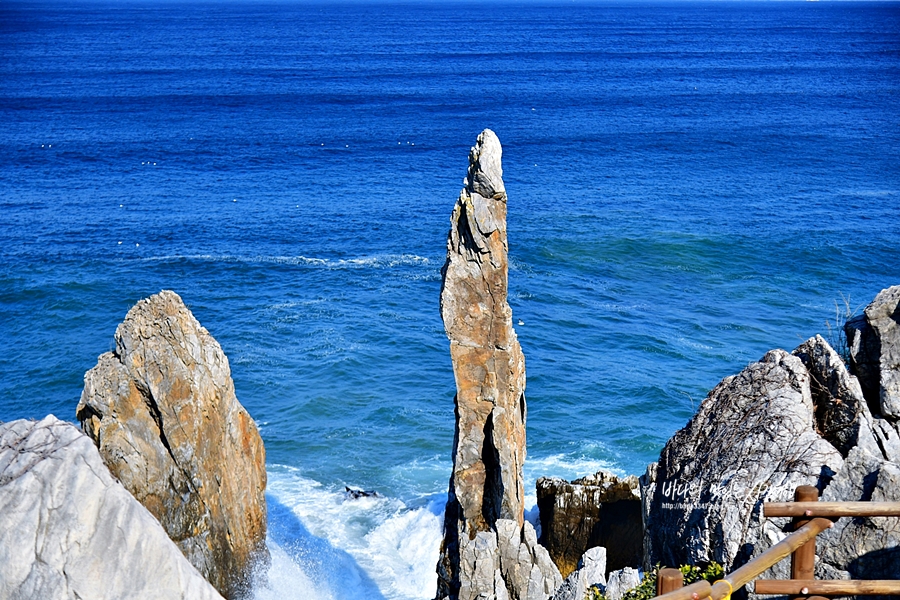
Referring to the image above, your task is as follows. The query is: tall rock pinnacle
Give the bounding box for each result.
[77,291,267,599]
[436,130,560,600]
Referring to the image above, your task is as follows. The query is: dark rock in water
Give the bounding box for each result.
[77,290,267,600]
[537,470,641,577]
[0,416,224,600]
[435,130,561,600]
[345,486,380,499]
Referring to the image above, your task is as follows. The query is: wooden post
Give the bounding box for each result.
[791,485,819,600]
[658,568,684,596]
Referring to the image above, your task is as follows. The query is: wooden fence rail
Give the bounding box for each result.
[651,485,900,600]
[763,502,900,518]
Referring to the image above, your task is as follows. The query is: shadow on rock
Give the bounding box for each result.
[849,546,900,587]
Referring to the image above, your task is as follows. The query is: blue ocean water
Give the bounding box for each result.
[1,1,899,597]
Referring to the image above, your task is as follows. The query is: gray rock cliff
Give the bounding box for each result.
[436,130,561,600]
[643,286,900,590]
[644,348,845,578]
[818,444,900,579]
[76,290,267,599]
[0,416,224,600]
[846,285,900,460]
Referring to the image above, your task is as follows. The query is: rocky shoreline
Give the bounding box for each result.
[0,130,897,599]
[1,291,266,600]
[433,131,899,600]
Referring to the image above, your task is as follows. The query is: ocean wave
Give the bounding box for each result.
[138,253,432,269]
[836,189,897,198]
[252,542,336,600]
[258,452,615,600]
[260,466,443,600]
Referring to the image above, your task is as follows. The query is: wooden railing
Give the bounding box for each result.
[652,485,900,600]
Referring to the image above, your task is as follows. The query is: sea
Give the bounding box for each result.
[1,0,898,597]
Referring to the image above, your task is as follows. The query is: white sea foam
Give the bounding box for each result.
[254,448,618,599]
[252,541,336,600]
[256,466,443,600]
[139,254,431,269]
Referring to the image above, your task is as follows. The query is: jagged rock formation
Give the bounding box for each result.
[550,547,607,600]
[436,129,561,600]
[643,286,900,589]
[793,335,874,457]
[0,416,224,600]
[76,290,267,599]
[643,348,845,578]
[604,568,642,600]
[846,285,900,460]
[818,285,900,580]
[537,471,642,577]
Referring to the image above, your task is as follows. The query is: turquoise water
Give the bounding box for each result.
[1,1,899,597]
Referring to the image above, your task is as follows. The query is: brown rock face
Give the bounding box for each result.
[536,471,642,578]
[437,130,560,600]
[77,290,267,599]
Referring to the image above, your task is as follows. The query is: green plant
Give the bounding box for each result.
[586,562,724,600]
[679,561,724,585]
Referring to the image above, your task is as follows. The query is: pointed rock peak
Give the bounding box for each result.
[78,290,267,600]
[466,129,505,201]
[442,130,518,348]
[437,132,559,600]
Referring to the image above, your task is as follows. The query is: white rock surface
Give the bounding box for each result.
[552,546,609,600]
[0,415,224,600]
[579,547,608,591]
[604,567,642,600]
